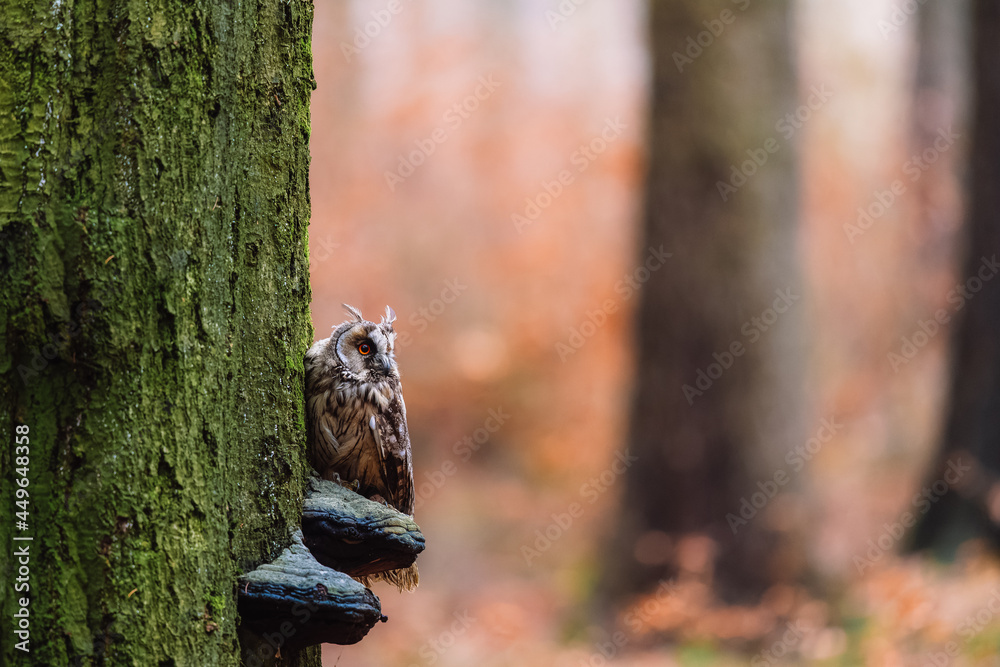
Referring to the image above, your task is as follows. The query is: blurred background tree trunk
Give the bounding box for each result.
[0,0,316,664]
[599,0,805,606]
[912,0,1000,555]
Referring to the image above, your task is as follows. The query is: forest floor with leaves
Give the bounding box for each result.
[597,547,1000,666]
[327,531,1000,666]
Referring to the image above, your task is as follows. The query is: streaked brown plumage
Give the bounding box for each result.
[305,304,417,589]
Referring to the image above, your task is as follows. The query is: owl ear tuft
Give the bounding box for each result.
[382,306,397,326]
[342,304,364,322]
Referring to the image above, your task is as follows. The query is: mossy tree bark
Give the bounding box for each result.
[0,0,317,664]
[600,0,804,606]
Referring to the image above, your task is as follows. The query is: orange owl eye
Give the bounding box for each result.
[358,342,371,355]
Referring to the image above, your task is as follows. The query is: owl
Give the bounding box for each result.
[304,304,418,590]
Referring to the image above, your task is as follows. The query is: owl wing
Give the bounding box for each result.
[371,390,414,515]
[305,388,342,475]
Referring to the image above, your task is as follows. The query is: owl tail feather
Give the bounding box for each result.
[358,563,419,592]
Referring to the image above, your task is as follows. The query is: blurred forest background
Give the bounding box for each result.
[308,1,1000,665]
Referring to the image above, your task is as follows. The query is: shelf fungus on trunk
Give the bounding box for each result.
[238,530,385,652]
[301,476,425,591]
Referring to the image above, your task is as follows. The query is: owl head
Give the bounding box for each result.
[327,304,399,382]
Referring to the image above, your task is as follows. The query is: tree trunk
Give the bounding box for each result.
[912,0,1000,555]
[599,0,803,606]
[0,0,316,664]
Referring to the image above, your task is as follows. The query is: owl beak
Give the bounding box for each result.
[376,354,392,373]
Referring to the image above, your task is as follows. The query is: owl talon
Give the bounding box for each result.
[327,472,360,493]
[369,494,389,507]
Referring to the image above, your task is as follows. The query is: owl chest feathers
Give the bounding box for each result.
[308,372,395,480]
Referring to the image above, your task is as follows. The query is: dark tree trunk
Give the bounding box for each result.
[0,0,317,664]
[912,0,1000,555]
[599,0,804,606]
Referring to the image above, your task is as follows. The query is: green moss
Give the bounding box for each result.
[205,593,227,617]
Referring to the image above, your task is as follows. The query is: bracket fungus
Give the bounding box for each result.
[301,476,425,590]
[237,530,384,650]
[238,477,426,652]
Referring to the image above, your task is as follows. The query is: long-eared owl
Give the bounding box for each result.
[304,304,418,589]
